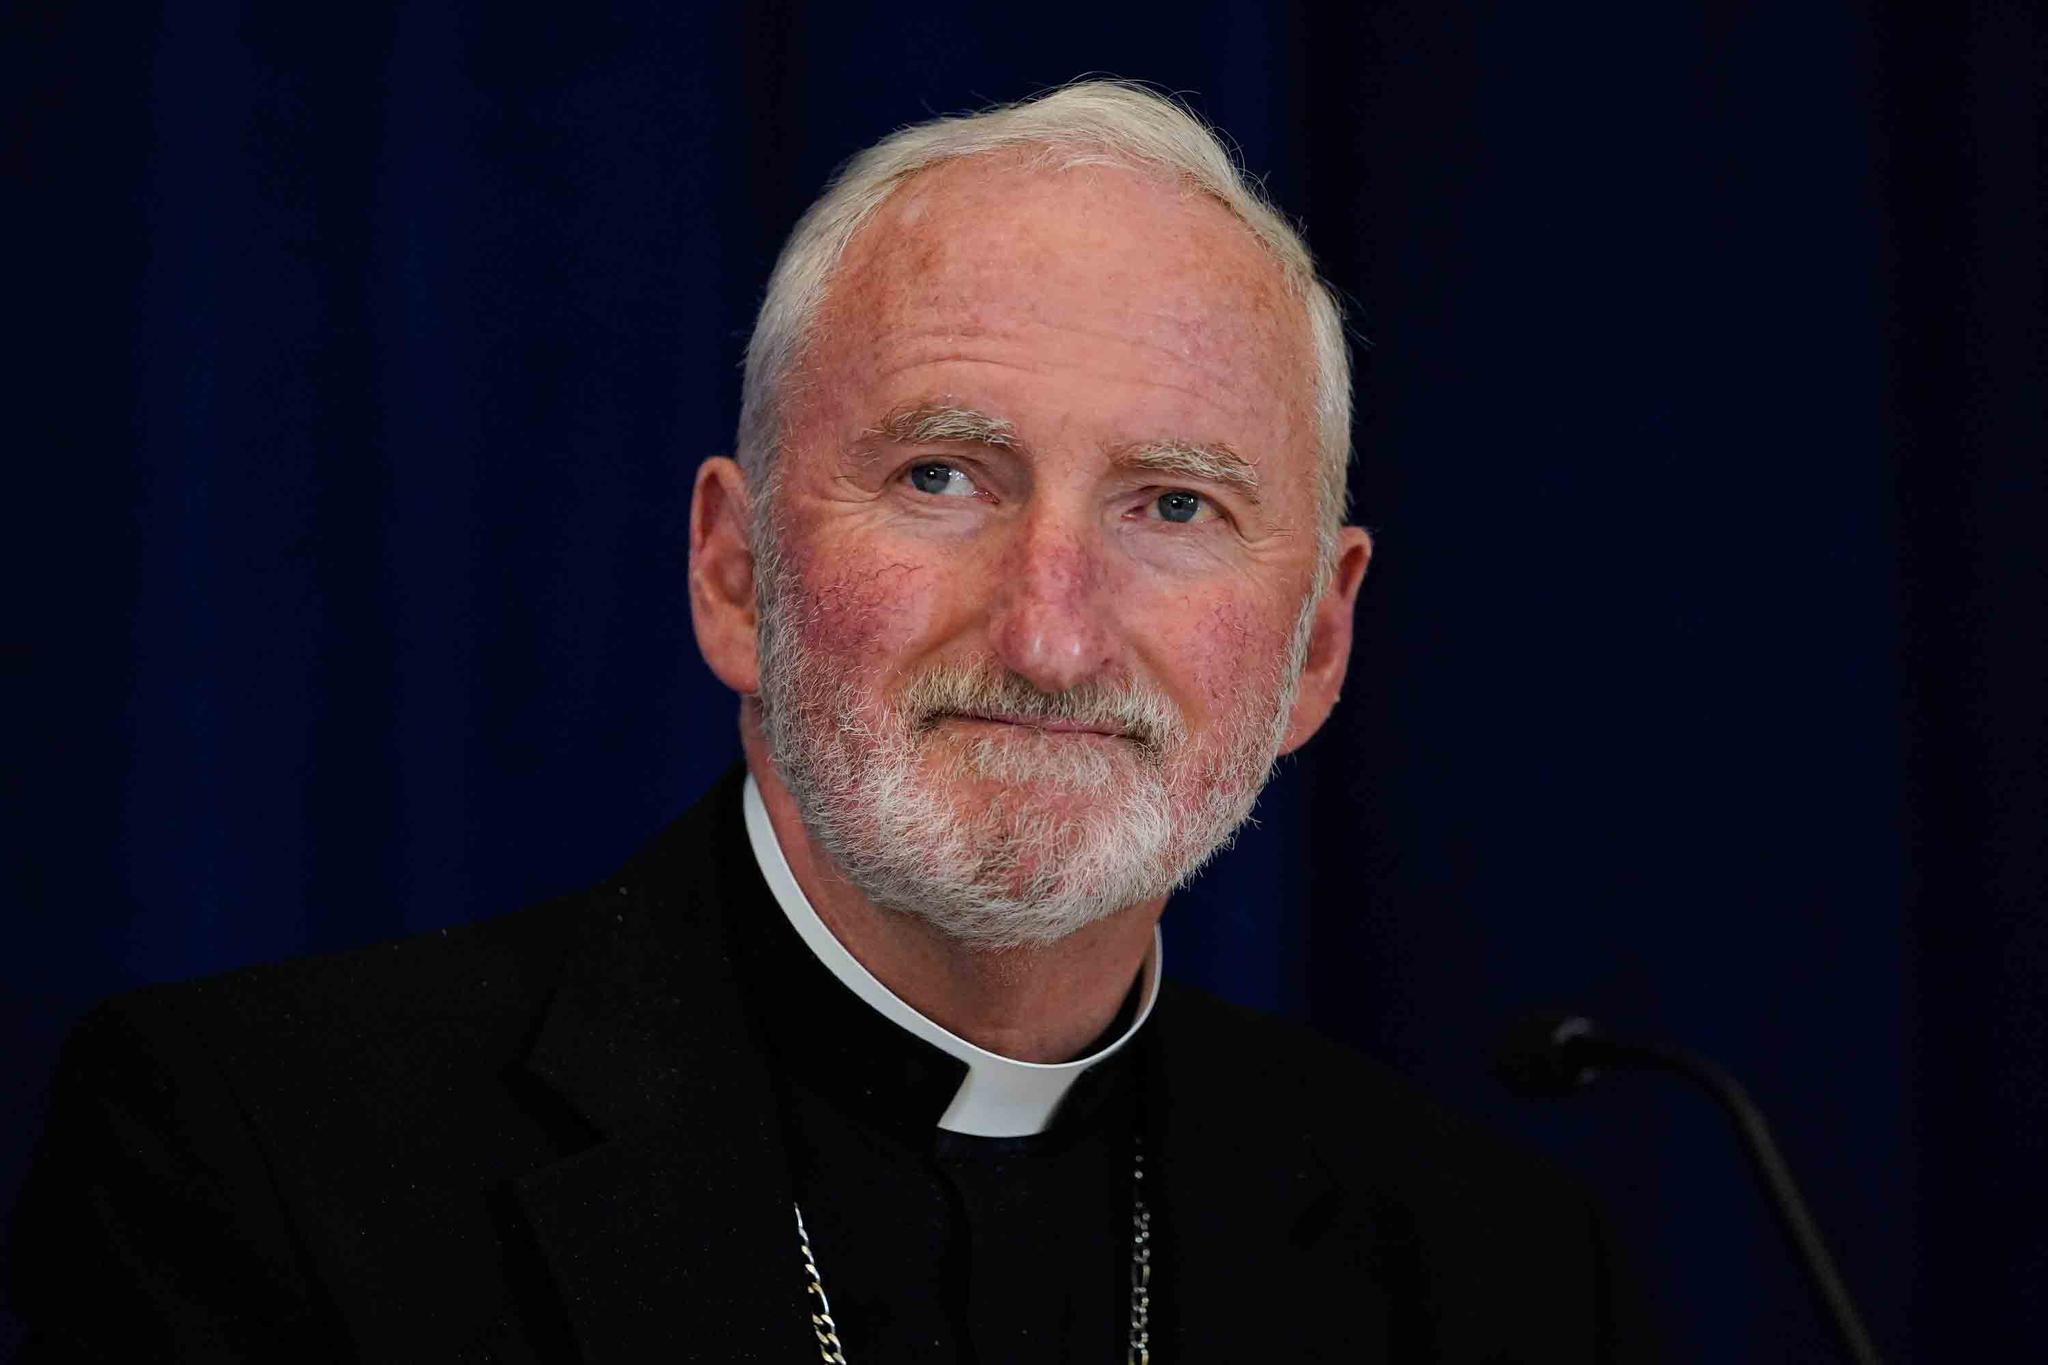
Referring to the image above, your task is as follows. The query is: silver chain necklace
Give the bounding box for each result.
[794,1132,1153,1364]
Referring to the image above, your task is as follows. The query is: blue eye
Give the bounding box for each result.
[908,463,974,497]
[1154,490,1205,524]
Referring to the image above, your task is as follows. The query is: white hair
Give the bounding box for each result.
[735,79,1353,556]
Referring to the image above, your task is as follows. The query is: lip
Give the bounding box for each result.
[944,711,1125,738]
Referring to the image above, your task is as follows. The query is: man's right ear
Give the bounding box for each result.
[689,456,761,695]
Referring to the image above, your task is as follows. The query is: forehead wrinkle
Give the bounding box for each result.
[1114,439,1263,504]
[872,312,1284,400]
[873,345,1276,430]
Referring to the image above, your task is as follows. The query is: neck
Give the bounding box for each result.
[739,710,1163,1063]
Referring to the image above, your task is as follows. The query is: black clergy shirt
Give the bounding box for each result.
[723,847,1147,1363]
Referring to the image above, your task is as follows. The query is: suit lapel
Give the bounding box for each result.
[509,779,817,1362]
[510,1114,805,1361]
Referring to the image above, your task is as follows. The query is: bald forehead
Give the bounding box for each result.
[867,152,1274,264]
[815,154,1315,413]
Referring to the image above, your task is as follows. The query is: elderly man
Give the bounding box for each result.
[13,84,1642,1361]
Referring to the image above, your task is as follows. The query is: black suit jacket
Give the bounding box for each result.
[10,770,1647,1361]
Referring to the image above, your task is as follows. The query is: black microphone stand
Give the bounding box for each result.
[1497,1014,1882,1365]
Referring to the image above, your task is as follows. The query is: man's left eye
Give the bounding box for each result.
[907,463,977,498]
[1147,490,1212,524]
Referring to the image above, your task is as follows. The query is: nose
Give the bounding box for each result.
[987,506,1114,693]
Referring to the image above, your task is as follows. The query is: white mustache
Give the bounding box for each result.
[894,662,1185,755]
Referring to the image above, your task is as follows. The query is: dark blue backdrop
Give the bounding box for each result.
[8,2,2044,1359]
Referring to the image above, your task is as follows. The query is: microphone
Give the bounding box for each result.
[1496,1013,1882,1365]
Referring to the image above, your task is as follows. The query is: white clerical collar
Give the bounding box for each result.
[741,774,1162,1138]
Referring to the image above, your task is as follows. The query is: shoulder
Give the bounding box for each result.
[12,779,758,1355]
[1157,981,1592,1225]
[9,898,621,1355]
[29,771,757,1199]
[1152,985,1651,1360]
[80,768,752,1098]
[81,893,584,1088]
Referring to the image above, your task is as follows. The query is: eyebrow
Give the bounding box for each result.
[864,401,1018,450]
[1115,440,1263,504]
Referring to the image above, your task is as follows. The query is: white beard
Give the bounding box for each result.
[752,529,1316,950]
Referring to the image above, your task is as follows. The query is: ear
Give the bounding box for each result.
[1278,526,1373,754]
[689,456,761,696]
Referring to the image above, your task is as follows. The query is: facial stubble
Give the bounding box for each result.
[753,515,1316,950]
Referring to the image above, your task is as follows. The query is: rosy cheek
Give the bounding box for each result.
[1184,600,1290,718]
[789,551,941,663]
